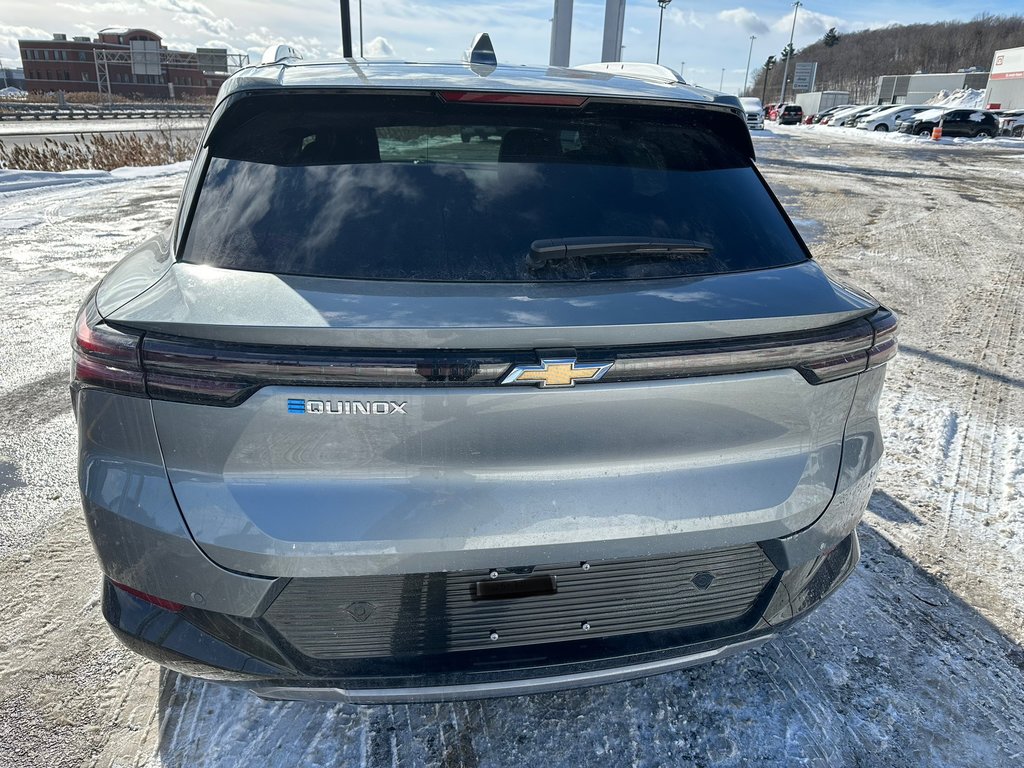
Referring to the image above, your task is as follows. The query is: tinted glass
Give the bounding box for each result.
[183,93,807,282]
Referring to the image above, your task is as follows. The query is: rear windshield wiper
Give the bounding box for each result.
[528,237,714,268]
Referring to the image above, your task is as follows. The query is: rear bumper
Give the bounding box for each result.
[103,531,859,702]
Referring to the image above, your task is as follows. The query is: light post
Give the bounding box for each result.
[719,68,725,90]
[778,1,801,103]
[743,35,756,95]
[656,0,672,65]
[680,61,685,79]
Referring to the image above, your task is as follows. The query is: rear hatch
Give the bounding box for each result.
[105,89,880,578]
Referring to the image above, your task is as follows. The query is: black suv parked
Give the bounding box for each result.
[899,108,999,138]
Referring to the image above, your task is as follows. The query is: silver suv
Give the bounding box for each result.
[72,41,896,703]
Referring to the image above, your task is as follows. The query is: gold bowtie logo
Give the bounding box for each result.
[501,358,613,388]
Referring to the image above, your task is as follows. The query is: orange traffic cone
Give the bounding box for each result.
[932,125,943,141]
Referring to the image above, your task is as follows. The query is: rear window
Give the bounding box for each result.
[182,93,807,282]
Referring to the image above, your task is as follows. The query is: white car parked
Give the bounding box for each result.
[856,105,930,132]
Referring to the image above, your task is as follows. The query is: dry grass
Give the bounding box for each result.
[0,133,198,172]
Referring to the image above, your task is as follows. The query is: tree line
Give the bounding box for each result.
[746,14,1024,103]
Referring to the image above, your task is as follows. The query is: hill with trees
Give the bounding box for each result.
[747,14,1024,103]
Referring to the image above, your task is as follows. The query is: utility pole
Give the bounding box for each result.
[778,1,801,103]
[656,0,672,65]
[743,35,756,95]
[358,0,364,57]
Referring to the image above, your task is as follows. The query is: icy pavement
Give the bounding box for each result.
[1,134,1023,767]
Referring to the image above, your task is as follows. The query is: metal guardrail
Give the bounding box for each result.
[0,103,210,121]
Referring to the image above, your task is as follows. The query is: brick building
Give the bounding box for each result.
[18,28,246,99]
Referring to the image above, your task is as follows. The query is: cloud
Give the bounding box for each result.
[667,8,706,31]
[771,8,845,38]
[364,36,395,58]
[717,8,770,36]
[0,23,51,61]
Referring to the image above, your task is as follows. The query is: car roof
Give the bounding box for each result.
[220,59,742,112]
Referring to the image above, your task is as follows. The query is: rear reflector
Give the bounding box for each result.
[437,91,588,106]
[110,580,184,612]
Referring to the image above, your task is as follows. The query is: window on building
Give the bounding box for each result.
[79,51,87,61]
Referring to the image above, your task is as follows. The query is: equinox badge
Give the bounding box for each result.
[288,399,408,415]
[501,358,613,388]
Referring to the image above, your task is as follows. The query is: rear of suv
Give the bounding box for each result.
[73,46,896,703]
[777,104,804,125]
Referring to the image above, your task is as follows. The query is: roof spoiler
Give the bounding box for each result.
[575,62,744,113]
[575,62,686,84]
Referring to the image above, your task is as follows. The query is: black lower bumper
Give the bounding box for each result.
[104,531,859,702]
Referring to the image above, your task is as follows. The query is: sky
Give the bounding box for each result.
[1,1,1017,94]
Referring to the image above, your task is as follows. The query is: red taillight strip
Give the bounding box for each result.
[437,91,588,107]
[110,580,184,612]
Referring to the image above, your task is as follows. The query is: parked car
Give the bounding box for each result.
[856,105,930,132]
[777,104,804,125]
[739,96,765,130]
[812,105,855,124]
[997,109,1024,137]
[822,104,868,126]
[72,40,897,703]
[836,105,888,127]
[898,107,999,138]
[815,105,856,124]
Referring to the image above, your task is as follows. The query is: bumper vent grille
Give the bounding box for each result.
[263,545,776,660]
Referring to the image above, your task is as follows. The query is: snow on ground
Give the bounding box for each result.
[1,132,1023,767]
[0,162,191,209]
[769,121,1024,150]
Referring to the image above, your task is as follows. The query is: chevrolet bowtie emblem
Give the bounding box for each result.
[501,357,613,388]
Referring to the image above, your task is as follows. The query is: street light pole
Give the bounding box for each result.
[719,68,725,90]
[656,0,672,65]
[778,0,801,103]
[743,35,756,95]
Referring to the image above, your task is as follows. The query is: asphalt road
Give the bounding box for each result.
[0,117,206,148]
[0,129,1022,767]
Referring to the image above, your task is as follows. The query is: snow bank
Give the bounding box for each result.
[927,88,987,109]
[0,86,28,99]
[0,161,190,194]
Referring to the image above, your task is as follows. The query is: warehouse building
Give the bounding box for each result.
[875,70,990,105]
[17,28,246,98]
[985,46,1024,109]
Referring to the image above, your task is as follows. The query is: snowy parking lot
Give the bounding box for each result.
[1,127,1023,767]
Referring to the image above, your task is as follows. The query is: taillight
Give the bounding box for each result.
[110,580,184,612]
[867,309,898,369]
[71,294,145,400]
